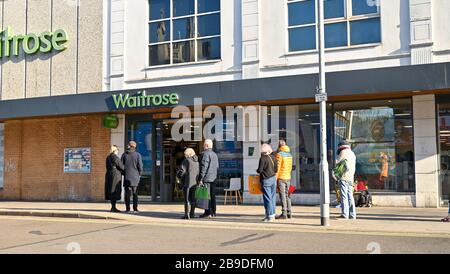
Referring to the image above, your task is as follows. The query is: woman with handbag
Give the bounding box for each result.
[257,143,278,222]
[176,148,199,219]
[105,145,125,213]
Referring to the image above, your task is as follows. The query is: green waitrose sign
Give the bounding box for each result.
[0,27,68,57]
[112,91,179,109]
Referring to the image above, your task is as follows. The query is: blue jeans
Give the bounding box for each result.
[339,180,356,219]
[262,176,277,219]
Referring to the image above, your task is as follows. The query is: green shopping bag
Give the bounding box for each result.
[195,185,210,210]
[332,159,348,181]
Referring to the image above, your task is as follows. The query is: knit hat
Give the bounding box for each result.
[338,140,351,150]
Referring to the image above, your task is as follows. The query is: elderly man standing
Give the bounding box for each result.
[121,141,143,214]
[198,139,219,218]
[336,140,357,220]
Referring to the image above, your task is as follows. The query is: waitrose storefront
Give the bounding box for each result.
[0,63,449,207]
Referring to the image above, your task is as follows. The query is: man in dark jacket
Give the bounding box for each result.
[198,139,219,218]
[121,141,143,213]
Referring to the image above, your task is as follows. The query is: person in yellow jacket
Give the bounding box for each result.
[276,139,293,219]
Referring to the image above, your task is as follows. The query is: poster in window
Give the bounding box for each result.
[64,148,91,173]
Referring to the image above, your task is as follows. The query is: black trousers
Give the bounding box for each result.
[110,199,118,209]
[125,186,139,211]
[204,182,216,215]
[183,185,196,206]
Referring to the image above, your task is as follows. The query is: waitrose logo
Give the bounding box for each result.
[112,91,179,109]
[0,27,68,57]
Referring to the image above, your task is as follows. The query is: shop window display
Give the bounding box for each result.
[334,99,415,192]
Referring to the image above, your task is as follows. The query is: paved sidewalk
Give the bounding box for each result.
[0,201,449,237]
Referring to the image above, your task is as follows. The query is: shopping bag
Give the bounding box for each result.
[248,175,262,195]
[332,159,348,181]
[288,184,296,194]
[195,185,210,210]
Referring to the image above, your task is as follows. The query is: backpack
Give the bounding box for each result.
[332,159,348,181]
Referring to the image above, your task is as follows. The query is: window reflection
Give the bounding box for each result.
[352,0,379,16]
[198,13,221,37]
[149,20,170,43]
[288,0,315,26]
[173,17,195,41]
[150,0,170,20]
[350,18,381,45]
[198,37,221,61]
[325,0,345,19]
[334,99,415,192]
[173,0,195,17]
[198,0,220,13]
[149,44,171,66]
[269,100,414,193]
[149,0,221,66]
[289,26,316,52]
[325,22,348,48]
[173,41,195,63]
[439,101,450,203]
[288,0,381,52]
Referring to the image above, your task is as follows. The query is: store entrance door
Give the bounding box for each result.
[126,119,155,200]
[157,119,202,203]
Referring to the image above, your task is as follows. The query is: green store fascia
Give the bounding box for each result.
[112,91,180,109]
[0,26,68,57]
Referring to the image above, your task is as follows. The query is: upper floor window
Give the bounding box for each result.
[288,0,381,52]
[149,0,221,66]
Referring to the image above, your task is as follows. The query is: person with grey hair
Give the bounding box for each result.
[257,143,278,222]
[176,148,199,219]
[198,139,219,218]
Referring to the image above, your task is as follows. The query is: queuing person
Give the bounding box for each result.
[275,139,293,219]
[121,141,143,213]
[176,148,200,219]
[198,139,219,218]
[336,140,357,219]
[442,203,450,222]
[257,143,278,222]
[105,145,125,213]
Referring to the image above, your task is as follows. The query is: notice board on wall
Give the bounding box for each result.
[64,148,91,173]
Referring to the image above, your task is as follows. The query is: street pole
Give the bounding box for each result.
[317,0,330,227]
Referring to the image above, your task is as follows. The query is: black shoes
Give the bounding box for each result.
[110,208,121,213]
[287,213,292,219]
[275,214,288,220]
[199,214,211,218]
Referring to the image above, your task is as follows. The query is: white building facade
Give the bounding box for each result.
[99,0,450,208]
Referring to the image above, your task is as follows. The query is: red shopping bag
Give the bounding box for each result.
[289,184,296,194]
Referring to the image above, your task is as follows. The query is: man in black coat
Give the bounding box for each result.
[198,139,219,218]
[121,141,143,213]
